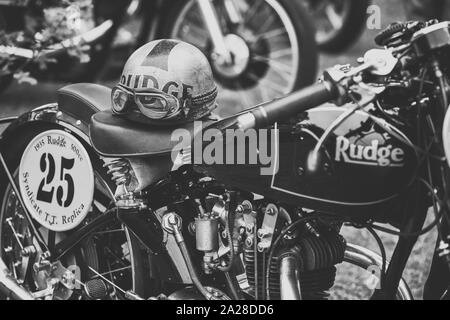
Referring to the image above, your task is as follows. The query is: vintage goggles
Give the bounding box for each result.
[111,84,183,120]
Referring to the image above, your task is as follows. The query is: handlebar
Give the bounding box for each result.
[234,48,399,130]
[236,81,338,130]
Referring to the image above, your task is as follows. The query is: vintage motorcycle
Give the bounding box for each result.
[0,0,318,114]
[2,20,450,300]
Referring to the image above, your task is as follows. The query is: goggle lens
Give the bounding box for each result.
[135,95,172,119]
[111,88,130,113]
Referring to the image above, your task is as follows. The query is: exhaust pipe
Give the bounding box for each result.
[278,243,413,301]
[0,257,34,300]
[279,253,302,300]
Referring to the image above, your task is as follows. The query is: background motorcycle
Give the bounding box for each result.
[303,0,371,53]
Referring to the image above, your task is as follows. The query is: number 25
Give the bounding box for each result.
[36,154,75,208]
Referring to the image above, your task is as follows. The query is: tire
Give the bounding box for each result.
[0,124,145,299]
[306,0,370,54]
[404,0,445,21]
[156,0,318,114]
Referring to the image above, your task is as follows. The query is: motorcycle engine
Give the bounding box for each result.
[243,230,345,300]
[197,196,346,300]
[241,205,345,300]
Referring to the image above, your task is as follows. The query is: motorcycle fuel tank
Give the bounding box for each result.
[195,105,418,214]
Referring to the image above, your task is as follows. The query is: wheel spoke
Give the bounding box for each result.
[236,83,253,109]
[257,12,277,35]
[261,78,287,96]
[325,4,344,30]
[256,27,287,40]
[5,218,24,250]
[247,71,286,98]
[269,48,292,60]
[99,265,132,277]
[93,229,124,235]
[247,72,269,102]
[243,0,265,24]
[252,55,292,76]
[104,246,129,268]
[177,24,210,48]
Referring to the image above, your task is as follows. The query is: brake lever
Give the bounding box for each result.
[324,48,398,95]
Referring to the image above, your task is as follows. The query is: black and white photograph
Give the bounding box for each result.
[0,0,448,308]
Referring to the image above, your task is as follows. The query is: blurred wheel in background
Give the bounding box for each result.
[161,0,318,114]
[403,0,446,21]
[304,0,370,54]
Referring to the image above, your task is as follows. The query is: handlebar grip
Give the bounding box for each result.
[249,82,337,129]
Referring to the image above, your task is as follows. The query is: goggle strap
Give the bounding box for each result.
[191,86,218,106]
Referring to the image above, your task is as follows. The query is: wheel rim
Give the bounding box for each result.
[171,0,300,115]
[0,169,138,299]
[307,0,352,45]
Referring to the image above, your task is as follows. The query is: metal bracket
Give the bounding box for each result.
[257,204,279,253]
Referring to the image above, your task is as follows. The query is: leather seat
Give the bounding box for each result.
[57,83,111,124]
[90,111,213,157]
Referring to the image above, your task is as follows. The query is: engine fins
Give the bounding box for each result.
[244,232,346,300]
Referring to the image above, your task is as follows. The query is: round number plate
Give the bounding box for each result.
[19,130,95,232]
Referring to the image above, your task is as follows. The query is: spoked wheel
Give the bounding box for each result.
[0,126,145,300]
[304,0,370,53]
[163,0,318,116]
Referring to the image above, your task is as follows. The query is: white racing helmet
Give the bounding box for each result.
[112,39,218,125]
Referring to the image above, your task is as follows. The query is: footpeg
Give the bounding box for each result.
[84,278,112,300]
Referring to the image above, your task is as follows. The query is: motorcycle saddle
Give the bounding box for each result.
[57,83,111,122]
[90,111,208,157]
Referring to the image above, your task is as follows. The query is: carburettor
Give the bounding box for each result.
[193,194,250,274]
[195,212,220,273]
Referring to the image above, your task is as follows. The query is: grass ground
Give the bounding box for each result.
[0,0,438,299]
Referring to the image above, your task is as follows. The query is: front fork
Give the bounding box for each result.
[424,219,450,299]
[372,183,429,300]
[196,0,236,65]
